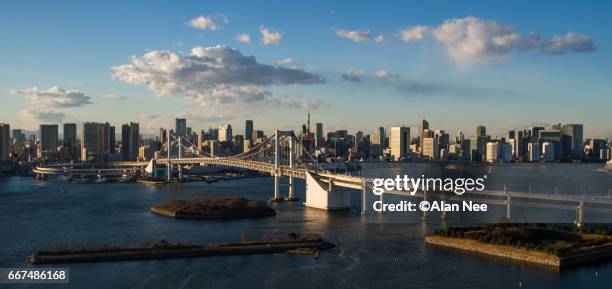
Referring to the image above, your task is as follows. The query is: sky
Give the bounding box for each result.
[1,0,611,139]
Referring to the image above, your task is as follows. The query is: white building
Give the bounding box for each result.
[422,137,438,160]
[528,143,541,162]
[390,126,410,161]
[485,142,500,163]
[218,124,232,143]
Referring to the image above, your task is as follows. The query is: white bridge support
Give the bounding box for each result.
[304,171,351,210]
[271,131,282,201]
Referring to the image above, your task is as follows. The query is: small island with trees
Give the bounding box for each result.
[426,224,612,268]
[151,197,276,219]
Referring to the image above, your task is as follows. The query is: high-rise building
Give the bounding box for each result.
[390,126,410,161]
[63,123,77,160]
[485,142,500,163]
[528,143,541,162]
[245,120,254,142]
[121,122,139,161]
[476,125,486,137]
[81,122,111,161]
[418,119,429,147]
[39,124,58,153]
[542,142,555,162]
[315,123,324,148]
[175,118,187,137]
[12,129,25,145]
[109,126,116,153]
[539,129,561,160]
[355,131,364,148]
[0,123,9,161]
[422,137,438,160]
[219,124,232,142]
[561,124,584,159]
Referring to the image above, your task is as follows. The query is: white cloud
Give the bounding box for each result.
[18,109,65,123]
[374,35,385,43]
[540,32,596,54]
[373,70,399,80]
[101,94,127,101]
[235,33,251,44]
[400,25,430,42]
[259,26,282,45]
[341,69,364,82]
[400,16,596,66]
[112,45,324,109]
[335,29,371,42]
[276,57,296,68]
[10,86,92,108]
[188,15,228,31]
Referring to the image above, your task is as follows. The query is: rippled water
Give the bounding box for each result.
[0,163,610,288]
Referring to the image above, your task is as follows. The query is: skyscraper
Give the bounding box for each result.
[422,137,438,160]
[39,124,58,153]
[245,120,254,142]
[63,123,77,160]
[476,125,487,137]
[219,124,232,142]
[121,122,140,161]
[315,123,324,148]
[390,126,410,161]
[81,122,111,161]
[561,124,584,159]
[175,118,187,137]
[0,123,9,161]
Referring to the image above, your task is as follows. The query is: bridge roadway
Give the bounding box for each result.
[32,158,365,190]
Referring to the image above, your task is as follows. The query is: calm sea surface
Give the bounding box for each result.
[0,163,611,289]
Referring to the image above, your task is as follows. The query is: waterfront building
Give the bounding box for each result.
[561,124,584,159]
[485,142,500,163]
[39,124,58,158]
[542,142,555,162]
[500,142,513,162]
[539,129,562,160]
[422,137,438,160]
[0,123,9,161]
[81,122,112,162]
[121,122,140,161]
[390,126,410,161]
[63,123,77,160]
[528,142,541,162]
[175,118,187,137]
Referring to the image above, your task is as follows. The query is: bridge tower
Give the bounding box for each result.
[285,133,299,201]
[166,129,171,182]
[271,131,282,201]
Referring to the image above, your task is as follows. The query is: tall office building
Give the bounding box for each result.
[315,123,324,148]
[39,124,58,153]
[219,124,232,142]
[370,127,385,158]
[561,124,584,159]
[245,120,254,142]
[528,143,541,162]
[109,126,116,153]
[355,131,364,148]
[63,123,77,160]
[390,126,410,161]
[485,142,500,163]
[81,122,111,161]
[476,125,487,137]
[422,137,438,160]
[0,123,9,161]
[12,129,25,145]
[121,122,140,161]
[175,118,187,137]
[418,119,429,147]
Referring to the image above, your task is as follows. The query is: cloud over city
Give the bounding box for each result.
[112,45,324,110]
[10,86,92,108]
[335,29,384,43]
[399,16,596,66]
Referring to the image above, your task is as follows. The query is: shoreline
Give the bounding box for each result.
[425,235,612,268]
[28,240,334,264]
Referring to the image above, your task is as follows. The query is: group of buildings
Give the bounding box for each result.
[0,117,610,166]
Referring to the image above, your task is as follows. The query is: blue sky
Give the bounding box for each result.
[1,0,611,138]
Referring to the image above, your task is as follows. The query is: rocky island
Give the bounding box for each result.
[426,224,612,268]
[151,197,276,219]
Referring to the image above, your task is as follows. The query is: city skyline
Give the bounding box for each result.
[1,1,611,138]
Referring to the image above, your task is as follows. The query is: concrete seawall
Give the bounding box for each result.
[425,236,612,268]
